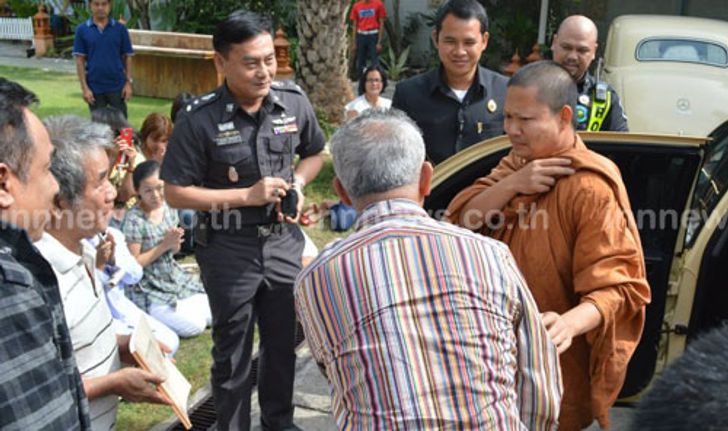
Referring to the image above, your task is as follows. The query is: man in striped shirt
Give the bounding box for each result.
[36,115,170,430]
[0,79,91,429]
[295,110,562,430]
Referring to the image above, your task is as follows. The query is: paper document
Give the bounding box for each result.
[130,314,192,429]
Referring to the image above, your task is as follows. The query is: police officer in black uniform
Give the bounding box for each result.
[160,11,325,431]
[392,0,507,165]
[551,15,629,132]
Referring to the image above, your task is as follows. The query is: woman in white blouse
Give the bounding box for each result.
[345,65,392,120]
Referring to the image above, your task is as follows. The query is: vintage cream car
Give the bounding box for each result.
[603,15,728,137]
[426,129,728,398]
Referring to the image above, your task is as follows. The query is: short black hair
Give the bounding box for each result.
[132,159,160,192]
[213,10,272,57]
[631,324,728,431]
[90,106,130,136]
[508,60,577,119]
[0,78,39,181]
[357,65,388,96]
[435,0,489,35]
[170,91,194,123]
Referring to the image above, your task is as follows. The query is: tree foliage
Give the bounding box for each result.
[151,0,297,35]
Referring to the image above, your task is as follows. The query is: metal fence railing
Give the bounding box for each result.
[0,17,34,42]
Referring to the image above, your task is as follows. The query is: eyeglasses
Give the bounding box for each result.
[366,78,382,83]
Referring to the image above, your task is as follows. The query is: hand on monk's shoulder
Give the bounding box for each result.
[508,157,575,195]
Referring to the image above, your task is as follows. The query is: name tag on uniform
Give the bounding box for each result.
[215,131,243,146]
[217,121,235,132]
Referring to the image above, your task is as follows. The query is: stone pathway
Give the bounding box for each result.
[0,41,75,74]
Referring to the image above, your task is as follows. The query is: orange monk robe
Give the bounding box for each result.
[446,135,650,430]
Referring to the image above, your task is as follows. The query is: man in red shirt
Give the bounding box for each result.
[350,0,387,79]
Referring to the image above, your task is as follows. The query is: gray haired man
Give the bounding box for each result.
[36,115,170,430]
[294,110,561,429]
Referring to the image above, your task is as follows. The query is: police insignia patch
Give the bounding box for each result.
[487,99,497,113]
[576,105,589,124]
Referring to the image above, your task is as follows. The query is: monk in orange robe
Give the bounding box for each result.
[447,61,650,430]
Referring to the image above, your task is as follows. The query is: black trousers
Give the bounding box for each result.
[196,224,304,431]
[355,32,380,79]
[89,91,128,118]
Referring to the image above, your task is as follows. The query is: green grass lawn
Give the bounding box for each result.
[0,65,171,129]
[2,65,346,428]
[116,329,214,430]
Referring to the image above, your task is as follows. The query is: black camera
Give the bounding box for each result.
[281,188,299,218]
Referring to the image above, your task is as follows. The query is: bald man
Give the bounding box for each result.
[551,15,628,132]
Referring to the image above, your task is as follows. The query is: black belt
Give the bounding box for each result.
[216,222,286,238]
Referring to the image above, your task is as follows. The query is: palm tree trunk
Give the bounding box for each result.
[297,0,353,125]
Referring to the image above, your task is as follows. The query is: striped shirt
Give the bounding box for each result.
[36,233,122,431]
[0,222,90,430]
[295,199,562,430]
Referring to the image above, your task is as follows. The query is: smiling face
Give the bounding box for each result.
[215,32,277,110]
[75,147,116,237]
[364,69,383,98]
[504,85,572,161]
[433,14,489,88]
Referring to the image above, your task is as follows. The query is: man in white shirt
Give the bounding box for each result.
[36,115,170,430]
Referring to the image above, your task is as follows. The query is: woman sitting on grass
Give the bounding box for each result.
[122,160,211,338]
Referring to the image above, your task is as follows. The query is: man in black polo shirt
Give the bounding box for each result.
[392,0,507,164]
[0,78,90,429]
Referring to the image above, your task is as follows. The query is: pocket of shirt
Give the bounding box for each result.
[211,142,253,165]
[267,135,295,175]
[210,143,256,185]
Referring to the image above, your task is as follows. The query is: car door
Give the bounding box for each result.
[425,131,708,398]
[660,123,728,367]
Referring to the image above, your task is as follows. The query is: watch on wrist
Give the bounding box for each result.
[292,176,306,190]
[126,77,134,84]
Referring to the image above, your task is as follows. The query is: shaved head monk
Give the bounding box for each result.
[447,61,650,430]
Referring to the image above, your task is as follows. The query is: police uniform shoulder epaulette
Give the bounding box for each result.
[271,80,304,95]
[184,90,220,114]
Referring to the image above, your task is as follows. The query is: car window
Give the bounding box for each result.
[686,125,728,246]
[637,38,728,67]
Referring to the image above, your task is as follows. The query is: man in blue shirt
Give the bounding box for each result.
[73,0,134,118]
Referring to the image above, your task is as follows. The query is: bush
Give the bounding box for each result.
[152,0,297,35]
[7,0,37,17]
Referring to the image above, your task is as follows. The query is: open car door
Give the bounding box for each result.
[425,131,711,398]
[662,122,728,366]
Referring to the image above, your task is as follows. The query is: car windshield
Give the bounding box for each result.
[636,38,728,67]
